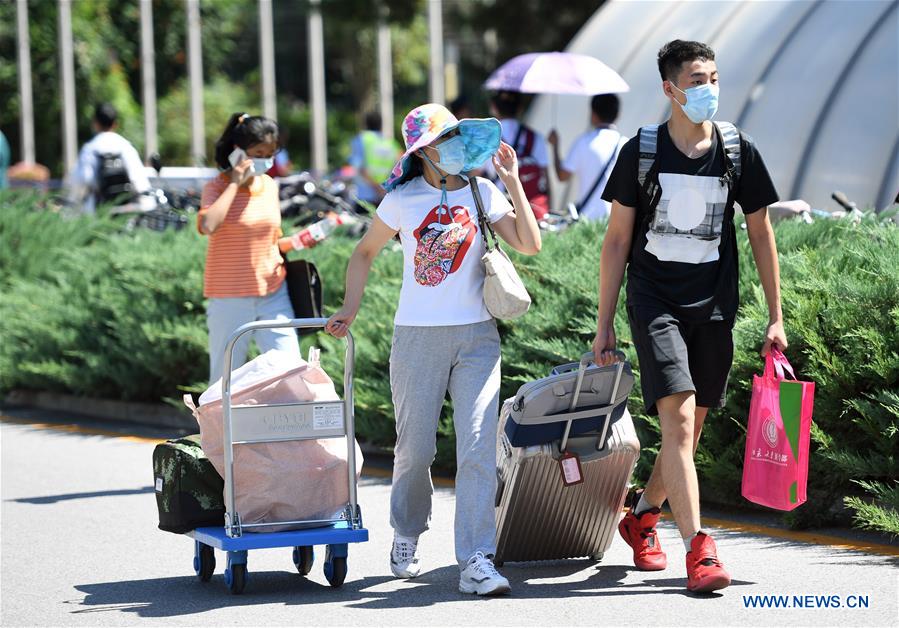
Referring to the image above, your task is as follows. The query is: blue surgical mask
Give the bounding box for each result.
[672,83,719,124]
[433,136,466,175]
[251,157,274,173]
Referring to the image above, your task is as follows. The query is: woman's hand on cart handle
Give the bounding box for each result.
[325,307,357,338]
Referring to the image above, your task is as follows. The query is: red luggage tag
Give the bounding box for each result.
[559,451,583,486]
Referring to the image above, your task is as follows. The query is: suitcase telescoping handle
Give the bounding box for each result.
[559,351,626,453]
[551,350,627,376]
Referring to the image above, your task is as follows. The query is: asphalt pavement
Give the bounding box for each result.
[1,416,897,627]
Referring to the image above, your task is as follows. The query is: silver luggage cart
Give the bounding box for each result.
[187,318,367,594]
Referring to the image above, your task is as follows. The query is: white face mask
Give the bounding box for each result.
[671,82,720,124]
[251,157,274,173]
[228,148,273,174]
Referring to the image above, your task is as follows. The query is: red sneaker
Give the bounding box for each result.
[617,493,667,571]
[686,532,732,593]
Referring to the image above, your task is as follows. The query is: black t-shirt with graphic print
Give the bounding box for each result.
[601,122,778,323]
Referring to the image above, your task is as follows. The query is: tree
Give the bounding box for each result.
[0,0,609,174]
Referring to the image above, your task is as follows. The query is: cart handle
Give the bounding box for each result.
[220,318,360,538]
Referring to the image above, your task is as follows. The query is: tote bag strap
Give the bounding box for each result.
[469,177,499,252]
[765,346,796,381]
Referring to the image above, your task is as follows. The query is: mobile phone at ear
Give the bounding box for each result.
[228,148,248,169]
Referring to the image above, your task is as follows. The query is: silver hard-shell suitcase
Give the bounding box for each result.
[494,352,640,565]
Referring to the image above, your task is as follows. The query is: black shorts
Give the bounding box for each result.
[627,306,735,416]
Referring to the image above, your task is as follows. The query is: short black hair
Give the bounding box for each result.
[491,90,522,118]
[94,103,118,129]
[590,94,620,123]
[657,40,716,82]
[213,113,279,170]
[364,111,381,131]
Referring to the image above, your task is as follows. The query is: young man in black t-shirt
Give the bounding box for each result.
[593,40,787,593]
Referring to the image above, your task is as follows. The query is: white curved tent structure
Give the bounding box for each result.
[527,0,899,212]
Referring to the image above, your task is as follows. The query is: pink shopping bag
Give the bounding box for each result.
[742,346,814,511]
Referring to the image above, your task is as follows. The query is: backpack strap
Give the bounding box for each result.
[637,125,662,211]
[714,121,741,181]
[521,126,535,159]
[713,121,742,207]
[511,123,525,155]
[637,124,659,189]
[638,122,742,214]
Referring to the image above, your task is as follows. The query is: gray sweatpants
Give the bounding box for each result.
[388,320,501,567]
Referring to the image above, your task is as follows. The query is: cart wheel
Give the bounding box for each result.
[292,546,315,576]
[225,563,247,595]
[194,544,215,582]
[324,556,347,587]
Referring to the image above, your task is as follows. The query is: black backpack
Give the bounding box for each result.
[637,120,742,215]
[96,152,134,204]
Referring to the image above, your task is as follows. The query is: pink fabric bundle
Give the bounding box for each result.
[185,351,362,532]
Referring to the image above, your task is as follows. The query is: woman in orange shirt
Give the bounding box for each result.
[199,113,300,383]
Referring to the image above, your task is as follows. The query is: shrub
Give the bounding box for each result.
[0,191,118,287]
[0,193,208,399]
[1,191,896,535]
[307,218,899,535]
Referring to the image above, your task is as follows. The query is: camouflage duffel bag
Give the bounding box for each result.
[153,434,226,534]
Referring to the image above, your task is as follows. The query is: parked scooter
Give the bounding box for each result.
[278,172,370,240]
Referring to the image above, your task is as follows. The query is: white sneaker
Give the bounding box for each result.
[390,534,421,579]
[459,552,511,596]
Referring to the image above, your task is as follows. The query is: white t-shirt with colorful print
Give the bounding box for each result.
[376,176,513,326]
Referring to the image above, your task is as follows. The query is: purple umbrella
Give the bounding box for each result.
[484,52,629,95]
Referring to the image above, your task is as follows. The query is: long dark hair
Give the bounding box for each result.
[213,113,279,170]
[396,152,425,187]
[385,150,426,191]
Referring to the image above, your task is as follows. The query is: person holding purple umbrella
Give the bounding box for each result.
[485,91,552,220]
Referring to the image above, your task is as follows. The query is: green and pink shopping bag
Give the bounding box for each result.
[742,347,815,511]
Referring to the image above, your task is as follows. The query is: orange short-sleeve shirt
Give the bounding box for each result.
[199,173,286,298]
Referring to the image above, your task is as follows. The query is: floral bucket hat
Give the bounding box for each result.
[383,103,502,192]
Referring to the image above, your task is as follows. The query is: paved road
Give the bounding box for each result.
[2,418,897,627]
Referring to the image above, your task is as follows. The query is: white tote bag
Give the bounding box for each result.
[470,178,531,320]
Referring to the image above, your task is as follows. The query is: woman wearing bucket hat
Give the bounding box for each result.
[325,103,540,595]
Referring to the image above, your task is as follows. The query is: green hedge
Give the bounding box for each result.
[0,192,209,401]
[1,190,896,535]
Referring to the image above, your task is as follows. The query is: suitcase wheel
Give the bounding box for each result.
[591,552,604,563]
